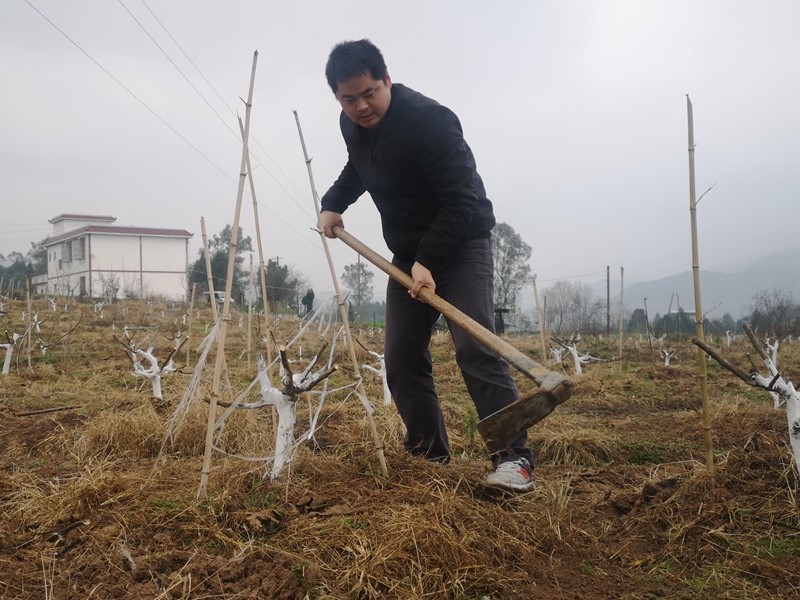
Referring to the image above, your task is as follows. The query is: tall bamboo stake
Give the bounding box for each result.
[239,116,274,377]
[618,267,625,364]
[606,265,611,336]
[198,49,259,499]
[687,94,714,475]
[643,297,654,361]
[247,253,253,368]
[532,275,547,363]
[25,277,33,371]
[200,217,230,389]
[293,110,388,477]
[201,217,220,321]
[186,283,196,364]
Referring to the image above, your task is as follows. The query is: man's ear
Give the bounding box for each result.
[384,72,392,88]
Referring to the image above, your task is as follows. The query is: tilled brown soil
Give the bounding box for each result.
[1,300,799,599]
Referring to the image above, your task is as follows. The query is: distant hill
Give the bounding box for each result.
[620,246,800,318]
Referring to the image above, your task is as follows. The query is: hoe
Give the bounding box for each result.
[332,226,573,452]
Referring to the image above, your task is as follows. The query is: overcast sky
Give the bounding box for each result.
[2,0,798,300]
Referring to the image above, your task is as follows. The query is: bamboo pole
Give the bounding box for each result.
[239,116,274,378]
[687,94,714,475]
[293,110,388,477]
[606,265,611,337]
[198,51,259,500]
[25,277,33,371]
[618,267,625,364]
[186,283,196,364]
[643,297,654,361]
[202,217,220,322]
[532,274,547,363]
[247,253,253,368]
[200,217,230,389]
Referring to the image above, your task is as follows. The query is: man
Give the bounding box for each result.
[319,39,534,492]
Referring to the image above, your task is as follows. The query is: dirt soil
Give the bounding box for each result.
[1,299,799,599]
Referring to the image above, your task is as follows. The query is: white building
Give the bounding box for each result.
[44,214,192,300]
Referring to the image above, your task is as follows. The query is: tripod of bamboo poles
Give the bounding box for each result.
[687,94,714,475]
[197,50,259,500]
[292,110,388,477]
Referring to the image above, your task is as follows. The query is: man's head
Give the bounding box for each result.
[326,39,392,129]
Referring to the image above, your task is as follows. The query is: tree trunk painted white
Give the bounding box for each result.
[1,344,13,375]
[362,361,391,406]
[131,346,165,400]
[693,326,800,477]
[764,339,783,408]
[549,347,564,364]
[566,343,583,375]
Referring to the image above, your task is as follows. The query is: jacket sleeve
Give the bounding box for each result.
[320,159,366,214]
[413,106,482,269]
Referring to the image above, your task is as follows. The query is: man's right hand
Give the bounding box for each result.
[318,210,344,239]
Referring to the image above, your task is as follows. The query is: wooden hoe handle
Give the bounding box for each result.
[332,226,571,395]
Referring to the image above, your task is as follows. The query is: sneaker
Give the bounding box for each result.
[485,458,534,492]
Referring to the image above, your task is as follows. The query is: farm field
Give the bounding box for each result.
[1,298,799,599]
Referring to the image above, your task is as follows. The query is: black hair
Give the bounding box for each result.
[325,39,388,93]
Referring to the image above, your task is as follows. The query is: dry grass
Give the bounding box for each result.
[1,298,800,598]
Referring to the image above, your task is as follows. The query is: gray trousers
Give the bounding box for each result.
[384,238,533,466]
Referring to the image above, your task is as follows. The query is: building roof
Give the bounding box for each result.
[45,225,193,246]
[48,213,116,224]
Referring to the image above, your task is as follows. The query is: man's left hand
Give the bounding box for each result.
[409,262,435,299]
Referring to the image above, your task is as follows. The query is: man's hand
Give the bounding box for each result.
[409,261,435,299]
[318,210,344,239]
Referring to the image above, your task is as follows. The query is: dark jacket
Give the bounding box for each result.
[320,83,496,269]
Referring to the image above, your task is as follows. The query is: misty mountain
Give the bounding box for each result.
[596,246,799,319]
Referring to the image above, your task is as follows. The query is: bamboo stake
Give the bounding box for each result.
[239,116,274,378]
[618,267,625,365]
[247,253,253,368]
[200,217,230,390]
[644,297,654,361]
[25,277,33,371]
[293,110,388,477]
[199,50,259,500]
[606,265,611,337]
[202,217,220,323]
[687,94,714,475]
[532,274,547,363]
[186,283,196,364]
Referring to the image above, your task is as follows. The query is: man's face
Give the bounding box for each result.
[335,72,392,128]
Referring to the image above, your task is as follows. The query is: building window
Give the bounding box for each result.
[63,241,72,263]
[74,238,86,261]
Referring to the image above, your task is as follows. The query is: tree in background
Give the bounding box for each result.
[27,240,47,276]
[544,280,603,334]
[263,258,308,315]
[491,222,532,312]
[188,225,252,302]
[627,308,648,335]
[748,287,800,337]
[0,240,47,295]
[653,309,695,336]
[341,260,374,318]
